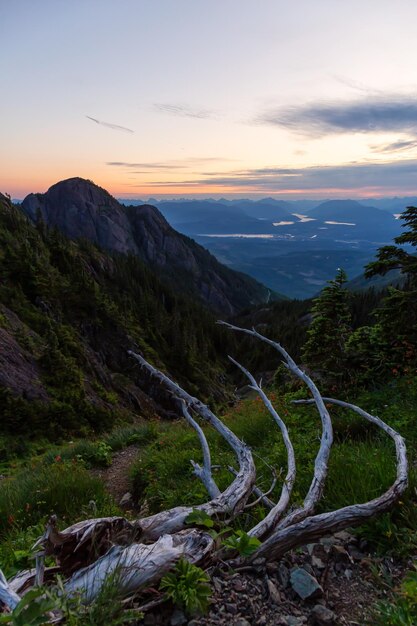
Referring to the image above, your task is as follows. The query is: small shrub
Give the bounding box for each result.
[222,530,261,556]
[160,558,211,616]
[46,572,139,626]
[0,460,117,536]
[0,588,54,626]
[372,568,417,625]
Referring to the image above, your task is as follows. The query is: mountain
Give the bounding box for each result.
[155,200,240,225]
[0,191,243,443]
[21,178,273,315]
[218,198,293,221]
[360,197,417,213]
[309,199,396,225]
[155,200,267,234]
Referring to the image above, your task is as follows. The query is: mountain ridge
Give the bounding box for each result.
[21,178,275,315]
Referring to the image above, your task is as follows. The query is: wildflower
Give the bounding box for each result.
[54,455,62,462]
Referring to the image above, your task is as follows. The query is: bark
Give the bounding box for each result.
[0,335,408,617]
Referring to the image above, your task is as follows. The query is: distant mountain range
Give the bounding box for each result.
[21,178,275,314]
[16,182,411,300]
[124,197,406,299]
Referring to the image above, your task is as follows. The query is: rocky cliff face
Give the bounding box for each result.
[22,178,270,315]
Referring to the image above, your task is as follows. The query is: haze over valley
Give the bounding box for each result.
[118,196,406,298]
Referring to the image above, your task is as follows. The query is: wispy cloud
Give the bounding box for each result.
[143,159,417,193]
[107,157,238,170]
[153,102,216,119]
[86,116,134,134]
[107,161,183,169]
[371,138,417,153]
[257,95,417,136]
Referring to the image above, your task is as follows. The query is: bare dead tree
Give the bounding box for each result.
[0,325,408,616]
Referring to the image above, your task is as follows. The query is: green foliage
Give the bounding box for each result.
[302,268,352,389]
[372,568,417,625]
[104,423,159,451]
[0,523,45,578]
[43,440,112,468]
[160,558,211,616]
[363,206,417,375]
[185,509,215,528]
[222,530,261,556]
[0,196,235,443]
[0,588,54,626]
[44,573,139,626]
[0,460,117,537]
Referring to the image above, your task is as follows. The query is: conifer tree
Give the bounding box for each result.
[302,268,352,389]
[365,206,417,371]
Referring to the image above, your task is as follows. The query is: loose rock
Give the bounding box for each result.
[290,568,323,600]
[311,603,336,624]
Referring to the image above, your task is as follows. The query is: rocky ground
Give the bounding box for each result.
[138,530,407,626]
[92,447,408,626]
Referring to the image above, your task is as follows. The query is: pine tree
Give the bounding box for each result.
[302,268,352,389]
[364,206,417,372]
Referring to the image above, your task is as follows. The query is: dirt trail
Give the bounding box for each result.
[94,445,139,505]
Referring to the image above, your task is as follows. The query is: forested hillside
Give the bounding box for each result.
[21,178,274,315]
[0,192,240,452]
[1,201,417,625]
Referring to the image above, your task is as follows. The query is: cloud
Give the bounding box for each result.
[371,138,417,153]
[107,157,238,170]
[143,159,417,193]
[153,103,216,119]
[86,116,134,134]
[257,96,417,136]
[107,161,184,170]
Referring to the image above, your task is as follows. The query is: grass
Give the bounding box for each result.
[130,376,417,555]
[0,459,118,537]
[1,375,417,620]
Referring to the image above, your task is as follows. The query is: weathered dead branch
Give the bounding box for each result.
[0,332,408,617]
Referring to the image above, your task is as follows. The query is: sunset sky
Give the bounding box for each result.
[3,0,417,199]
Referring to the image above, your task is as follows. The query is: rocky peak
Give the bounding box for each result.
[21,178,270,314]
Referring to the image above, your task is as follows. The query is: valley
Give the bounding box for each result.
[141,198,405,298]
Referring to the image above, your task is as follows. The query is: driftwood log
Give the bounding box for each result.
[0,325,408,615]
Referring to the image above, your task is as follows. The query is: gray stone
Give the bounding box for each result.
[311,604,336,624]
[281,616,305,626]
[290,568,323,600]
[235,620,251,626]
[331,544,351,564]
[277,563,290,588]
[311,556,325,570]
[344,568,353,580]
[333,530,356,544]
[267,578,281,604]
[119,491,133,507]
[349,546,366,561]
[170,608,187,626]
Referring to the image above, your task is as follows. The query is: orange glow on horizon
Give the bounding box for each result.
[4,174,417,201]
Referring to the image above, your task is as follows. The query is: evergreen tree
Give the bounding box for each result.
[364,206,417,372]
[302,268,352,389]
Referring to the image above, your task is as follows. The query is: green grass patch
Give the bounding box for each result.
[0,460,118,538]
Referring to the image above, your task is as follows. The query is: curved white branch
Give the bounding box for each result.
[181,402,221,499]
[227,466,275,509]
[128,350,256,540]
[227,355,296,538]
[244,469,277,510]
[219,322,333,529]
[252,397,408,561]
[0,568,21,611]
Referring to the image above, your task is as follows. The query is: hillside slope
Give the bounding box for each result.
[21,178,273,315]
[0,193,237,447]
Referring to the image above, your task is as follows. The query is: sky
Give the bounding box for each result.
[2,0,417,199]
